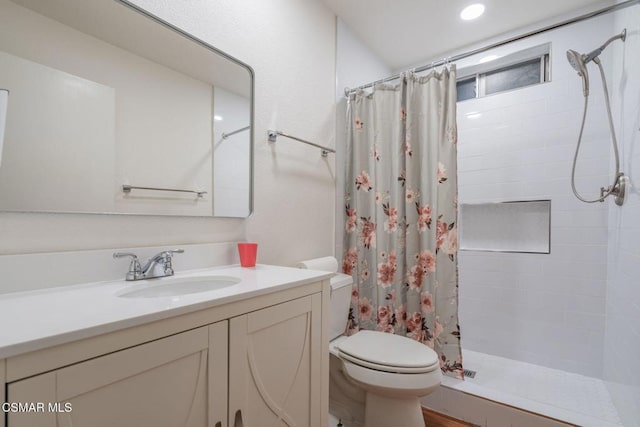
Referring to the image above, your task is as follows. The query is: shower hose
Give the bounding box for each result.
[571,58,622,203]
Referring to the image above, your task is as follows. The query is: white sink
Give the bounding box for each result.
[117,275,241,298]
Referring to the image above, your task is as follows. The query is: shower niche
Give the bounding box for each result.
[459,200,551,254]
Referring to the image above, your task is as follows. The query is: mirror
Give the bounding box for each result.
[0,0,253,217]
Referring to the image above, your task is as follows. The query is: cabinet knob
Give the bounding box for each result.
[234,409,243,427]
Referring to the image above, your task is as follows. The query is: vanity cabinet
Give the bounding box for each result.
[229,294,323,427]
[8,322,228,427]
[3,285,328,427]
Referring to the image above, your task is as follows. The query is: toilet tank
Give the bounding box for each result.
[329,273,354,341]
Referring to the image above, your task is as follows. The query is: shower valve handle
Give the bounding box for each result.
[600,186,608,200]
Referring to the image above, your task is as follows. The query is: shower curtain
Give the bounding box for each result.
[342,68,463,379]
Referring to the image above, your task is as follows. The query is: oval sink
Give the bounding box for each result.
[117,275,240,298]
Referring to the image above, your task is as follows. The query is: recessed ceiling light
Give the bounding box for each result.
[479,54,499,63]
[214,115,223,121]
[460,4,485,21]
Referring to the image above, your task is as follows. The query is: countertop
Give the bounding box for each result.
[0,264,333,359]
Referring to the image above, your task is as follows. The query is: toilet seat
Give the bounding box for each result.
[336,330,439,374]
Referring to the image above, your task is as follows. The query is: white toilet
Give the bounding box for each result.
[328,273,442,427]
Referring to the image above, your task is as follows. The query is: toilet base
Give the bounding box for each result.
[364,392,424,427]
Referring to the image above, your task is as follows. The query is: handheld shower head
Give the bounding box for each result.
[566,49,589,96]
[566,29,626,97]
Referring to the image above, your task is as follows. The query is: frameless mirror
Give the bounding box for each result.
[0,0,253,217]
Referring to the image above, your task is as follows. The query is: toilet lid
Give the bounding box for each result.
[337,330,439,374]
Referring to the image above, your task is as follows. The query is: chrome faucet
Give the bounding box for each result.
[113,249,184,281]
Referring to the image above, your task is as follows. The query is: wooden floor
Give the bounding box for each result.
[422,407,478,427]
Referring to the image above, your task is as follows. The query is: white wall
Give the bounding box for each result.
[453,12,616,377]
[604,3,640,425]
[0,0,336,269]
[335,17,391,259]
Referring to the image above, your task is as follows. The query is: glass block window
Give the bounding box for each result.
[457,44,550,102]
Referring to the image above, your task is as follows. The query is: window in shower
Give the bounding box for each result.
[458,200,551,253]
[456,43,550,101]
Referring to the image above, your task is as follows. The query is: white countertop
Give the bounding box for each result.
[0,264,332,359]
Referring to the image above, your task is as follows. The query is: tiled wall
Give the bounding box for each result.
[604,4,640,426]
[456,12,616,377]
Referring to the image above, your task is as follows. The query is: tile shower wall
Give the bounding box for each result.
[456,13,616,377]
[604,4,640,426]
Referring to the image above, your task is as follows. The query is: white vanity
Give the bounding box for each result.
[0,247,331,427]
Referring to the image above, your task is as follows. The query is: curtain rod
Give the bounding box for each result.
[345,0,639,96]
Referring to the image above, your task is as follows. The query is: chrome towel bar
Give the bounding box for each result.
[221,125,250,139]
[267,130,335,157]
[122,185,206,198]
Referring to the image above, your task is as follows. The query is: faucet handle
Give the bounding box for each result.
[113,252,143,280]
[161,249,183,275]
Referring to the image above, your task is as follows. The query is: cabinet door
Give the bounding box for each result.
[229,294,323,427]
[8,323,228,427]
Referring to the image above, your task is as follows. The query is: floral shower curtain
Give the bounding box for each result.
[342,68,463,379]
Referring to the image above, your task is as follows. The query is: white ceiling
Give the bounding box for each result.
[322,0,614,70]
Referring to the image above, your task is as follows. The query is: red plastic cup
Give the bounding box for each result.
[237,242,258,267]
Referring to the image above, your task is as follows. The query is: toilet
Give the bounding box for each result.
[328,273,442,427]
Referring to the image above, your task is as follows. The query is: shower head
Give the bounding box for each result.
[566,49,589,96]
[566,28,626,97]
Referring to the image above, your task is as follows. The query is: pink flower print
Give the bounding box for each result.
[421,291,435,314]
[355,117,364,130]
[360,218,376,249]
[377,305,393,330]
[378,323,394,333]
[375,192,382,204]
[416,203,432,232]
[437,162,447,183]
[377,250,397,288]
[419,250,436,273]
[408,250,435,290]
[351,287,359,304]
[389,250,397,265]
[446,125,457,145]
[395,304,407,327]
[360,268,370,282]
[358,296,373,321]
[405,189,418,204]
[383,206,398,233]
[436,219,448,249]
[342,247,358,275]
[372,145,381,161]
[345,206,357,233]
[406,312,422,333]
[377,260,395,288]
[442,226,458,260]
[404,142,413,157]
[434,317,444,339]
[400,107,407,121]
[355,171,372,192]
[406,312,424,342]
[408,263,425,290]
